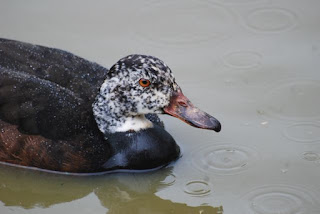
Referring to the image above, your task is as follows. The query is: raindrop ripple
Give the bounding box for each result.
[239,185,317,214]
[259,80,320,121]
[222,51,262,69]
[192,144,259,175]
[160,173,176,186]
[302,152,320,162]
[245,8,298,33]
[184,180,211,197]
[216,0,267,5]
[131,0,235,45]
[284,123,320,143]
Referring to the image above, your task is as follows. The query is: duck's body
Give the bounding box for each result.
[0,38,220,173]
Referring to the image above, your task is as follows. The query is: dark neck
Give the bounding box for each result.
[101,124,180,171]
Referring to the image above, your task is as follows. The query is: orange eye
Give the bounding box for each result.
[139,78,151,87]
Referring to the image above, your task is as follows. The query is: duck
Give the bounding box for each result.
[0,38,221,173]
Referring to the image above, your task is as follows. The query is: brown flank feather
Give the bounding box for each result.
[0,120,91,172]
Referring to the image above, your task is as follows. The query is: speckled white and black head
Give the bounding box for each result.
[93,54,221,134]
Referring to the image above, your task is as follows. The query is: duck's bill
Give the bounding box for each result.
[163,90,221,132]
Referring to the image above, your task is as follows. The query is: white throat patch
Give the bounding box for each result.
[114,115,153,133]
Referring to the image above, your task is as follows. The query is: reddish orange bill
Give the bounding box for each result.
[163,90,221,132]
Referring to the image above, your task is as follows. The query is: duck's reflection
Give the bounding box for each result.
[0,165,222,213]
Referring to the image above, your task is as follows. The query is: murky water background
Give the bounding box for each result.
[1,0,320,213]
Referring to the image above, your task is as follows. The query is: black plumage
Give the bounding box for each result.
[0,38,180,173]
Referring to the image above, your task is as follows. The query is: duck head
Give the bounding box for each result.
[93,55,221,134]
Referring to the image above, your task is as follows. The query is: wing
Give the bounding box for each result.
[0,68,92,140]
[0,39,113,172]
[0,38,108,103]
[0,67,111,172]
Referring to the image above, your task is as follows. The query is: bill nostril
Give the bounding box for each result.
[178,101,188,107]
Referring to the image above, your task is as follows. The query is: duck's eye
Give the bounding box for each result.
[139,78,151,87]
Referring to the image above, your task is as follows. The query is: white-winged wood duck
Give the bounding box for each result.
[0,38,221,173]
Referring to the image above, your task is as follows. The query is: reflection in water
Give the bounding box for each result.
[1,0,319,213]
[0,164,222,213]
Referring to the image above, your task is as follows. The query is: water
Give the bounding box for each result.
[0,0,320,213]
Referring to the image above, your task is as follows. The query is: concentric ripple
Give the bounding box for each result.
[184,180,211,197]
[222,51,262,69]
[301,152,320,162]
[239,185,316,214]
[132,0,235,45]
[160,173,176,186]
[259,80,320,121]
[284,123,320,143]
[192,144,259,175]
[245,8,298,32]
[215,0,267,5]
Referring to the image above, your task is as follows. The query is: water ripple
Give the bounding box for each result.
[245,8,298,33]
[160,173,176,186]
[131,0,235,46]
[301,152,320,162]
[258,80,320,122]
[222,51,262,69]
[184,180,211,197]
[238,185,317,214]
[192,144,259,175]
[284,123,320,143]
[215,0,268,5]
